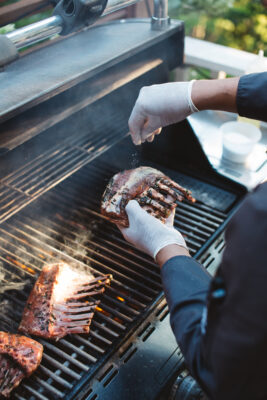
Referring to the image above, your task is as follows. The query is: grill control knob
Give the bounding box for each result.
[169,371,209,400]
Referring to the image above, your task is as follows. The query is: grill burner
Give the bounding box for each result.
[0,154,240,399]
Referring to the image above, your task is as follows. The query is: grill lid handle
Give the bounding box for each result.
[54,0,108,35]
[1,0,170,67]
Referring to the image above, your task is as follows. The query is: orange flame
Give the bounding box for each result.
[96,306,110,317]
[6,256,36,275]
[113,317,123,324]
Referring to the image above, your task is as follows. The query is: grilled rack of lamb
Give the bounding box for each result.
[101,166,195,227]
[19,263,112,340]
[0,332,43,397]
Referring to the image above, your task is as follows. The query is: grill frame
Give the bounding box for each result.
[0,19,248,400]
[0,151,246,400]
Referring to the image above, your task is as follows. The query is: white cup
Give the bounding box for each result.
[221,121,262,163]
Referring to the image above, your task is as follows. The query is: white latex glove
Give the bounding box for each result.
[119,200,187,259]
[128,81,198,145]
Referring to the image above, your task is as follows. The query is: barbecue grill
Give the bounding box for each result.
[0,6,247,400]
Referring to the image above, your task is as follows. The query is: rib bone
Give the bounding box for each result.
[101,166,195,227]
[19,263,112,340]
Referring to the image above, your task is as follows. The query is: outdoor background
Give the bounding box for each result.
[1,0,267,55]
[170,0,267,55]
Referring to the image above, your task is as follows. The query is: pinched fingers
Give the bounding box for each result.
[129,103,163,145]
[147,134,155,143]
[146,127,162,143]
[140,117,162,143]
[128,104,146,145]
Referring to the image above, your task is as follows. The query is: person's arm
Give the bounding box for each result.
[155,245,214,395]
[193,73,267,122]
[160,255,213,396]
[119,186,267,399]
[118,201,213,395]
[156,243,190,266]
[236,72,267,122]
[192,77,239,113]
[129,72,267,145]
[158,183,267,400]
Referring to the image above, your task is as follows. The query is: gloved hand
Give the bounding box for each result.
[128,81,198,145]
[118,200,188,259]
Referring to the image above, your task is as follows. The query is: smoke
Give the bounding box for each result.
[0,259,30,332]
[0,262,30,294]
[0,281,28,294]
[0,263,29,331]
[0,299,21,332]
[61,223,96,275]
[25,208,100,277]
[63,220,94,259]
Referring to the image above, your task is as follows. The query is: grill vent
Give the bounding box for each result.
[89,394,98,400]
[123,348,137,363]
[200,231,226,276]
[98,365,114,382]
[142,326,156,342]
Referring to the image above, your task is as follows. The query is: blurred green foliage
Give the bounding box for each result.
[0,11,52,35]
[170,0,267,54]
[0,0,52,34]
[14,10,52,28]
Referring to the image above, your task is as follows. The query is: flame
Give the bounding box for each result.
[116,296,125,302]
[96,306,110,317]
[113,317,123,324]
[6,256,36,275]
[52,263,92,303]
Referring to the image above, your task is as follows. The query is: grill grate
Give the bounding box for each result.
[0,159,236,399]
[0,110,129,225]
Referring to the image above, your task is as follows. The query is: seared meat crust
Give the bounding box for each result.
[19,263,111,340]
[0,332,43,397]
[101,166,194,226]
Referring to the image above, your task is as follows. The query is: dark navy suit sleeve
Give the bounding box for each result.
[237,72,267,122]
[161,182,267,400]
[161,257,214,395]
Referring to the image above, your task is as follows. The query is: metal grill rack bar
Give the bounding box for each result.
[0,159,237,399]
[0,111,129,225]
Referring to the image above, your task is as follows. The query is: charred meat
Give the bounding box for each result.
[0,332,43,397]
[101,166,195,226]
[19,263,112,340]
